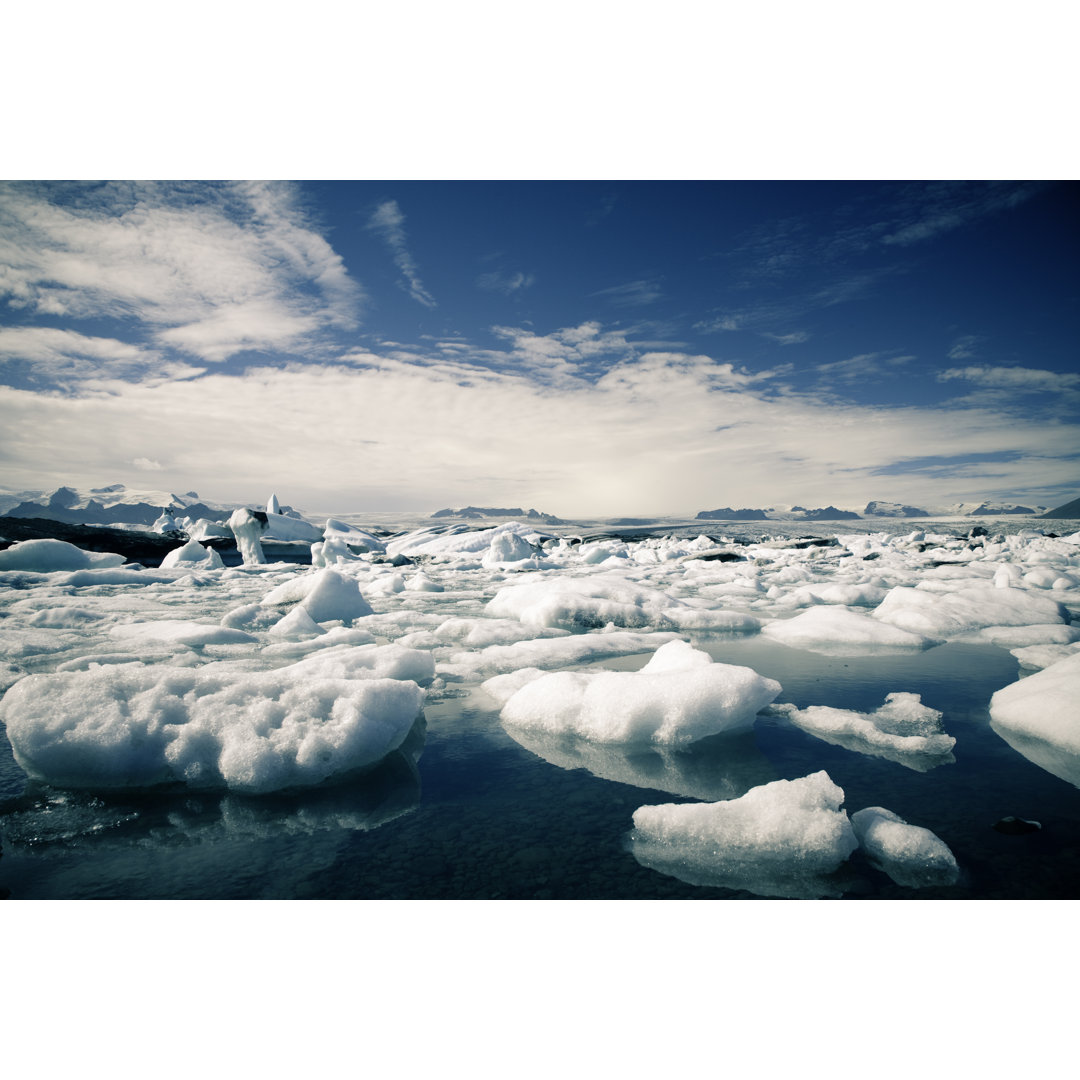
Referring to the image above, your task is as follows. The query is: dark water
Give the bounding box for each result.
[1,637,1078,899]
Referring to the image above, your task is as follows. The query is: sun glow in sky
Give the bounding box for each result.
[0,179,1076,516]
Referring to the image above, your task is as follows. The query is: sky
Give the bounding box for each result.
[1,179,1077,517]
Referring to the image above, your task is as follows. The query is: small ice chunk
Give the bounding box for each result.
[160,539,224,570]
[268,605,327,640]
[630,771,859,898]
[851,806,959,887]
[261,568,374,622]
[989,653,1080,788]
[774,692,955,771]
[500,639,781,745]
[405,571,444,592]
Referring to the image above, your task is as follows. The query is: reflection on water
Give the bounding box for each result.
[503,725,776,801]
[2,639,1080,898]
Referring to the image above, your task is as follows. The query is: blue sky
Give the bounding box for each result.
[0,179,1077,515]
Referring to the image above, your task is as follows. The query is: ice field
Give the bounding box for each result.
[1,510,1079,899]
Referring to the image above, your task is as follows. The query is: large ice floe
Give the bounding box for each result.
[989,652,1080,788]
[0,659,425,794]
[498,640,781,745]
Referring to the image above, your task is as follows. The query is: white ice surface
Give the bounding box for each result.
[873,585,1068,638]
[0,662,425,793]
[989,652,1080,787]
[630,770,859,898]
[499,639,781,745]
[851,806,959,887]
[763,605,930,654]
[0,539,125,571]
[773,692,955,771]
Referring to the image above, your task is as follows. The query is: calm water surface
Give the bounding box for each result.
[1,637,1078,899]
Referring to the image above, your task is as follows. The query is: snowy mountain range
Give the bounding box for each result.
[0,484,236,527]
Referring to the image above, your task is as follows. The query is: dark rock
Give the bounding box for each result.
[993,816,1042,835]
[0,517,191,565]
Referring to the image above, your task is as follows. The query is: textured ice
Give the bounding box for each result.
[109,620,258,647]
[160,539,225,570]
[499,639,781,745]
[0,662,425,793]
[773,692,955,771]
[439,629,680,680]
[989,652,1080,787]
[763,605,929,654]
[260,568,373,622]
[873,585,1068,638]
[0,538,126,571]
[228,507,267,565]
[630,771,859,898]
[851,806,959,887]
[1010,642,1080,670]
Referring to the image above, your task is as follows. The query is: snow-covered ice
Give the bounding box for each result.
[0,661,425,793]
[630,771,859,898]
[499,639,781,745]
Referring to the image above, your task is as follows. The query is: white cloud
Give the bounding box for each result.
[366,199,436,308]
[0,182,363,364]
[133,457,162,471]
[2,328,1075,516]
[817,352,914,382]
[0,326,202,387]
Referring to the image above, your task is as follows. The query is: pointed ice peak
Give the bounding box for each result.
[267,493,281,515]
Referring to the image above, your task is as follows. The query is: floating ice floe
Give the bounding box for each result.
[762,605,930,655]
[0,538,126,572]
[771,692,956,771]
[989,652,1080,788]
[630,771,859,899]
[872,585,1069,639]
[499,639,781,745]
[441,629,680,681]
[850,806,959,887]
[0,661,426,793]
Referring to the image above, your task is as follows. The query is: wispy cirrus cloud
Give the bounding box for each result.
[476,269,535,295]
[366,199,436,309]
[0,181,362,367]
[880,182,1042,247]
[816,352,915,383]
[938,364,1080,393]
[947,335,980,361]
[591,279,664,306]
[763,330,810,346]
